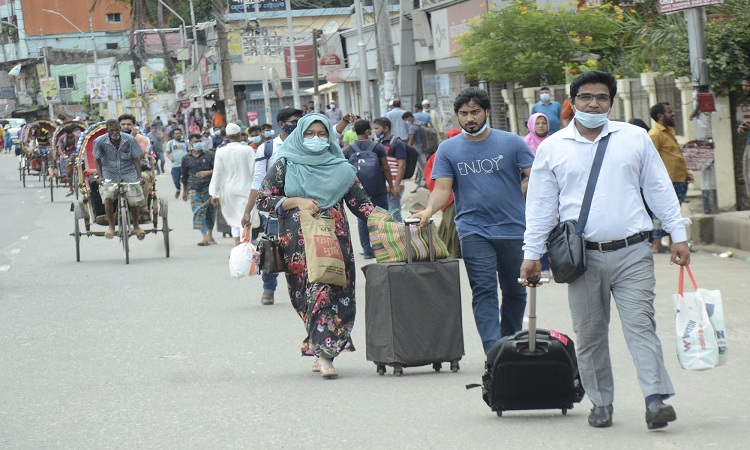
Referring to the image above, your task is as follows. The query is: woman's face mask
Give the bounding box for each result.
[302,136,330,153]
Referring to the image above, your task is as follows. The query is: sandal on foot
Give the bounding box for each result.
[197,241,210,246]
[319,360,338,379]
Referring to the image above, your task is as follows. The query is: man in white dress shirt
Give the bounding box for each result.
[208,123,255,246]
[520,71,691,431]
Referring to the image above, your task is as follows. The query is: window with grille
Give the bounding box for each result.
[58,75,75,90]
[106,13,122,23]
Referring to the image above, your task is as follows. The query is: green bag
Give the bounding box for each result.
[367,207,449,263]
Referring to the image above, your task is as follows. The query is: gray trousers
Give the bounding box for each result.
[568,241,674,406]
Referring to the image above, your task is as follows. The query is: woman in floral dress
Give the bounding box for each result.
[257,114,374,379]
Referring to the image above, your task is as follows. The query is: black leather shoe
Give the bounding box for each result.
[588,405,613,428]
[645,403,676,430]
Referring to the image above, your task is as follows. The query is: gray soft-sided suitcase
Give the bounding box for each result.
[361,219,464,376]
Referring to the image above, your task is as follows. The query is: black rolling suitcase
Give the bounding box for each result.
[479,278,584,416]
[361,218,464,376]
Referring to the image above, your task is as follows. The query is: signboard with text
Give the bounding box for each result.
[228,0,286,13]
[657,0,723,14]
[40,78,60,104]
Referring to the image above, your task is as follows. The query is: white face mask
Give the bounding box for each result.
[463,121,489,137]
[573,107,609,129]
[302,136,330,153]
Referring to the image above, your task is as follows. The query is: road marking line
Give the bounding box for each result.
[20,236,28,240]
[11,249,20,254]
[0,265,9,272]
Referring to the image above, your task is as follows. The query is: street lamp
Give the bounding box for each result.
[41,9,100,114]
[155,0,189,73]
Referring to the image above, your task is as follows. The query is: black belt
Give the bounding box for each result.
[586,232,650,252]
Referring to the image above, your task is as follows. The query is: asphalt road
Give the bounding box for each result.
[1,153,749,449]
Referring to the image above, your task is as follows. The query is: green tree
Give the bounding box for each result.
[456,1,623,86]
[705,0,750,94]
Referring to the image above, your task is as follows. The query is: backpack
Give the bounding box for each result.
[419,123,440,154]
[256,140,274,174]
[347,141,385,195]
[393,137,419,179]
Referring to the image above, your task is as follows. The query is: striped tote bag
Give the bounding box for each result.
[367,207,449,263]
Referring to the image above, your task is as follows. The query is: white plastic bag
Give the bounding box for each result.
[700,287,728,365]
[673,266,719,371]
[228,228,259,279]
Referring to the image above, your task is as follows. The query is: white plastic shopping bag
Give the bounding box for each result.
[228,228,260,279]
[673,266,719,371]
[699,287,728,366]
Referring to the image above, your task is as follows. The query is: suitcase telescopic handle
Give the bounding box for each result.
[517,278,549,352]
[403,217,434,263]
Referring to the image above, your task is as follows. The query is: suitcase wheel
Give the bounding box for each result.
[496,410,503,417]
[432,363,441,372]
[450,360,460,373]
[376,364,386,376]
[393,365,403,377]
[562,408,568,416]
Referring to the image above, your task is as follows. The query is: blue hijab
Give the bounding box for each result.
[278,113,357,209]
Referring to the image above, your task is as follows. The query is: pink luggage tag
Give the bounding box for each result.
[549,329,568,346]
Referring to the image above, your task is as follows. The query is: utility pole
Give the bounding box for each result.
[312,28,319,114]
[353,0,370,120]
[285,0,300,109]
[89,16,102,117]
[212,0,237,122]
[685,7,717,214]
[251,0,272,125]
[188,0,207,119]
[373,0,397,113]
[40,27,54,120]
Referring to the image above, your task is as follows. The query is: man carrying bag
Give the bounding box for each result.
[520,71,691,431]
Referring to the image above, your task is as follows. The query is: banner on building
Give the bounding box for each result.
[40,78,60,104]
[140,67,155,93]
[246,110,259,126]
[228,0,287,13]
[88,77,109,104]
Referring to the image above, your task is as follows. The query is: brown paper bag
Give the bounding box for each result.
[300,210,346,286]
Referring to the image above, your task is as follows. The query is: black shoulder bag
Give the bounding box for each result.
[546,134,610,284]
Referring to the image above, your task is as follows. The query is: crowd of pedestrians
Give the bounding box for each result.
[75,69,741,431]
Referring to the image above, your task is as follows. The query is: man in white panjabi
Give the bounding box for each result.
[209,123,256,245]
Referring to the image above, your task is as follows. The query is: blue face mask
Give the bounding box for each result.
[263,130,274,138]
[462,120,489,137]
[192,142,204,152]
[249,136,262,144]
[375,131,386,140]
[282,124,296,135]
[302,136,330,153]
[121,129,132,135]
[540,93,551,102]
[574,108,609,129]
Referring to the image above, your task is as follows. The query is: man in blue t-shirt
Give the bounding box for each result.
[412,88,535,354]
[532,86,563,133]
[373,117,406,222]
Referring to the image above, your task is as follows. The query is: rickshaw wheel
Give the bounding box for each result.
[159,197,169,258]
[119,200,131,264]
[74,215,81,262]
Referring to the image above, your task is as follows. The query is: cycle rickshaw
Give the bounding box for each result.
[71,122,171,264]
[47,120,86,202]
[18,120,56,188]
